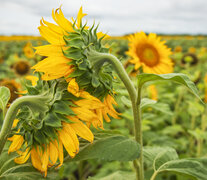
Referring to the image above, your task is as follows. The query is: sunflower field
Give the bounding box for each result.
[0,6,207,180]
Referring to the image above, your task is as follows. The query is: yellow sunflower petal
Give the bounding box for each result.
[8,135,24,153]
[69,116,94,143]
[14,148,31,164]
[67,79,81,97]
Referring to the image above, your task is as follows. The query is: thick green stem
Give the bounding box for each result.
[136,87,144,180]
[0,95,47,154]
[88,51,144,180]
[172,89,184,125]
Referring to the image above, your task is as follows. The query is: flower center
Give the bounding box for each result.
[14,61,30,75]
[137,44,159,67]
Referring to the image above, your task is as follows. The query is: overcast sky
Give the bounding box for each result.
[0,0,207,36]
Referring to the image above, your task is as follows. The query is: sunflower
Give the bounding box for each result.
[32,7,111,99]
[188,47,196,54]
[0,79,21,103]
[126,31,173,74]
[31,7,87,81]
[23,42,35,59]
[8,119,93,176]
[174,46,182,53]
[8,87,104,176]
[13,60,30,76]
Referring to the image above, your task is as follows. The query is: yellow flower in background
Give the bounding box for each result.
[23,42,35,59]
[188,47,196,54]
[148,85,158,101]
[174,46,182,53]
[126,31,173,74]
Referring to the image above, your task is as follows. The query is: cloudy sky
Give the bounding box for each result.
[0,0,206,36]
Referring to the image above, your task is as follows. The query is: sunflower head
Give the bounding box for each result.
[62,23,114,99]
[32,7,114,100]
[13,60,30,76]
[7,76,109,175]
[174,46,182,53]
[181,53,198,66]
[126,31,173,74]
[188,47,196,54]
[0,79,20,103]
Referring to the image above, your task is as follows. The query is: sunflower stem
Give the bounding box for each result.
[0,95,48,154]
[87,51,144,180]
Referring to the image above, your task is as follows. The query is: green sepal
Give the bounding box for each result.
[52,100,75,116]
[65,37,85,49]
[43,112,62,128]
[92,75,100,88]
[62,92,82,101]
[34,130,46,145]
[64,48,83,60]
[56,113,74,123]
[67,69,85,78]
[25,132,33,147]
[43,126,58,140]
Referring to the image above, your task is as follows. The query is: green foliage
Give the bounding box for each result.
[0,86,10,117]
[70,134,140,162]
[88,171,136,180]
[0,151,42,180]
[144,147,207,180]
[137,73,202,102]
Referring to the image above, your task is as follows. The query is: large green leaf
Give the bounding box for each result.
[137,73,202,102]
[144,147,207,180]
[0,151,42,180]
[121,97,157,109]
[88,171,136,180]
[70,135,140,162]
[0,86,10,117]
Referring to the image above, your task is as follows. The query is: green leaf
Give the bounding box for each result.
[0,151,42,179]
[145,147,207,180]
[0,86,10,117]
[141,98,157,109]
[137,73,202,103]
[147,102,173,115]
[121,96,157,109]
[88,171,136,180]
[71,135,140,162]
[144,147,178,170]
[158,158,207,180]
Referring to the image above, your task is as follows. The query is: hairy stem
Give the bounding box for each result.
[0,95,47,154]
[88,51,144,180]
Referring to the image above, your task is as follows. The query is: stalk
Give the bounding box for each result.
[172,88,184,125]
[0,95,48,154]
[87,51,144,180]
